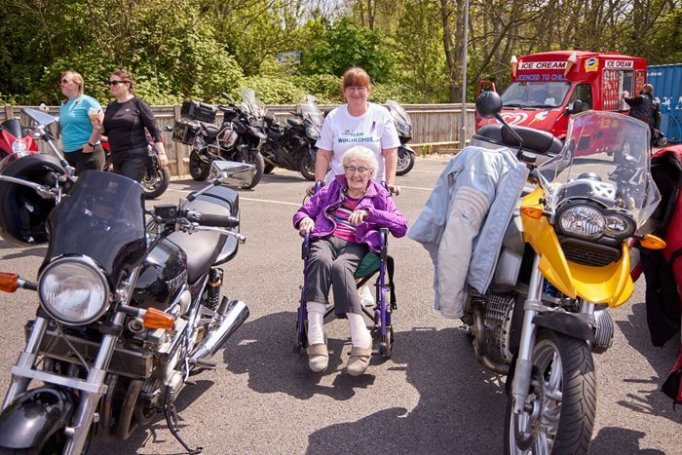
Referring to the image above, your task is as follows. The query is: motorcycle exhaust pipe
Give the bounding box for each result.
[190,299,249,364]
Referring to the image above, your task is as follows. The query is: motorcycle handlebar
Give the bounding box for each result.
[185,210,240,228]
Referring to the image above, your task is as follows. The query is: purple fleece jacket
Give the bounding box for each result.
[292,174,408,252]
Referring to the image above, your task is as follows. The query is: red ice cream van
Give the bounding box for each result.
[475,51,648,139]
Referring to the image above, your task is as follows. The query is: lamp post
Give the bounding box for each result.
[460,0,470,149]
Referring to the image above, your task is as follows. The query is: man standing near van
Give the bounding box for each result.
[622,84,658,145]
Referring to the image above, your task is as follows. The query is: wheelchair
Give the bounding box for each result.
[294,229,397,358]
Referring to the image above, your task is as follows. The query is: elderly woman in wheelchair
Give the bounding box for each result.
[292,146,408,375]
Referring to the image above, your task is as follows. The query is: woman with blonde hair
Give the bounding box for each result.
[58,70,105,174]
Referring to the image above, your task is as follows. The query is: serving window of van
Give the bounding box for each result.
[603,69,635,110]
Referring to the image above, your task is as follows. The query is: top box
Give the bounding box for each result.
[180,100,217,123]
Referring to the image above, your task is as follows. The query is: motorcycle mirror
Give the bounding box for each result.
[208,160,256,187]
[475,91,503,119]
[22,108,57,128]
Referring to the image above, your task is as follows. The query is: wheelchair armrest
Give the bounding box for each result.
[380,227,389,261]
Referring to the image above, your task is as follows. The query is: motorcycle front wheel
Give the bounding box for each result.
[189,149,211,181]
[299,152,315,181]
[504,329,595,455]
[239,151,264,189]
[396,148,415,176]
[141,166,170,199]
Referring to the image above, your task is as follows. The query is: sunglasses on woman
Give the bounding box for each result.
[108,80,127,86]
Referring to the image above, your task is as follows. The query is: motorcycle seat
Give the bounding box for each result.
[167,199,229,283]
[287,118,304,130]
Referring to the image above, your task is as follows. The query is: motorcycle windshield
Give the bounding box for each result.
[386,100,412,137]
[301,95,323,137]
[241,88,264,118]
[43,171,147,280]
[537,111,660,230]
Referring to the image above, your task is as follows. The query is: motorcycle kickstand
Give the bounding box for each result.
[164,403,203,455]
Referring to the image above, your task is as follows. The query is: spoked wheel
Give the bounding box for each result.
[239,151,265,189]
[189,149,210,181]
[299,152,315,181]
[396,147,415,176]
[504,330,596,455]
[141,166,170,199]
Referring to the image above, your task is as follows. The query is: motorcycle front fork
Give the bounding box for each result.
[510,255,543,415]
[510,255,596,415]
[3,313,125,455]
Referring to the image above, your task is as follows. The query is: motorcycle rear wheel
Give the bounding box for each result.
[396,148,415,176]
[189,150,210,181]
[141,166,170,199]
[504,329,595,455]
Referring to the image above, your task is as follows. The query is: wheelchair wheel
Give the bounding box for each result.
[379,325,394,359]
[294,319,308,355]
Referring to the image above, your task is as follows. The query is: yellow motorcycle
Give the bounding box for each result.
[467,92,665,454]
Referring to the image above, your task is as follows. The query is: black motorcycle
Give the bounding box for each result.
[174,89,266,189]
[101,134,171,200]
[0,108,254,454]
[386,100,415,176]
[261,94,322,181]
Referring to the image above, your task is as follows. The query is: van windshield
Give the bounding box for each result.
[501,82,571,108]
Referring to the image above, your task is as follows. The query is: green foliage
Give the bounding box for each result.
[300,17,394,82]
[649,9,682,64]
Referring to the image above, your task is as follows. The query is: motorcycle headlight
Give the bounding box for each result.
[604,213,635,239]
[11,140,28,155]
[39,257,110,325]
[557,204,606,239]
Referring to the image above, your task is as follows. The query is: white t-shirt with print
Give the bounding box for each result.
[316,103,401,183]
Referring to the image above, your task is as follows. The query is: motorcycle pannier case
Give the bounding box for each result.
[172,119,200,145]
[180,100,217,123]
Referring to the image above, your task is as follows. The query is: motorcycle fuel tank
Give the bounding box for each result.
[132,238,189,311]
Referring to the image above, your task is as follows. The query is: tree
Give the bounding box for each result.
[300,17,393,82]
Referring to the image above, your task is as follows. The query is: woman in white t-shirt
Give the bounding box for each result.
[312,67,401,194]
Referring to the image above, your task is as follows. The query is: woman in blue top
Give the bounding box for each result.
[58,70,104,175]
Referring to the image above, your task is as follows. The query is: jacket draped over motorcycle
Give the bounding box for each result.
[292,175,407,252]
[408,146,528,318]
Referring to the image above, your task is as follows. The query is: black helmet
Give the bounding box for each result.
[0,154,67,246]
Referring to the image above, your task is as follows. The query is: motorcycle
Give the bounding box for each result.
[101,134,171,200]
[260,94,322,181]
[0,114,40,160]
[386,100,415,176]
[465,91,665,454]
[175,88,266,189]
[0,108,255,454]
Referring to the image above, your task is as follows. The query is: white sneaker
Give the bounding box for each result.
[359,284,375,307]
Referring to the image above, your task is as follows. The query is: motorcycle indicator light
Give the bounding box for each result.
[143,307,175,330]
[0,273,18,293]
[640,234,666,250]
[521,206,544,219]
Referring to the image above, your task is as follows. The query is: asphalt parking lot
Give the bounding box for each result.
[0,155,680,454]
